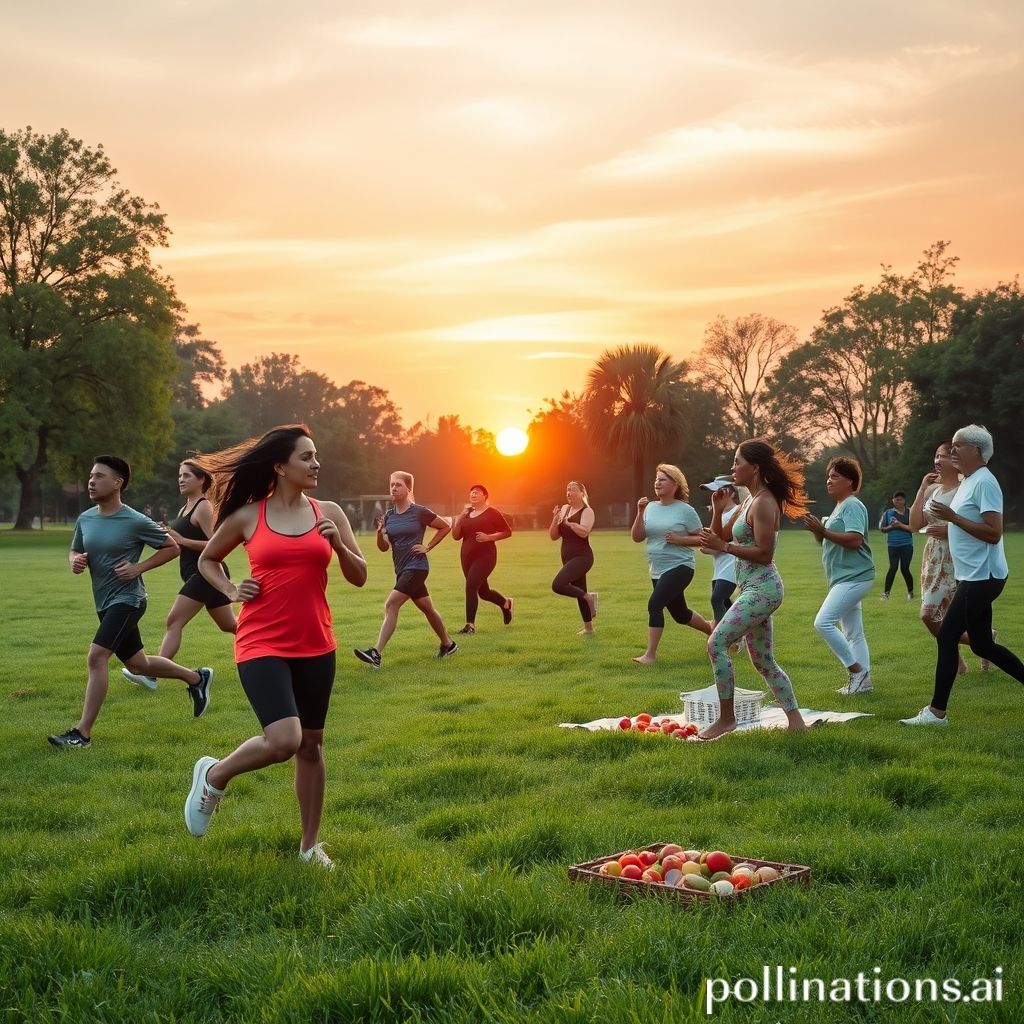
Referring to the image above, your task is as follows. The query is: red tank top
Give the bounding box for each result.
[235,497,336,662]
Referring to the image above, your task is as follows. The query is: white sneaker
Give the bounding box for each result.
[184,756,224,836]
[122,668,157,690]
[899,706,949,727]
[839,669,873,694]
[298,842,335,870]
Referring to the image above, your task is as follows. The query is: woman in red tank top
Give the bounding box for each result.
[185,425,367,867]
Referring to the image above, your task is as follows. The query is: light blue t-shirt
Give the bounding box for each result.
[643,500,702,578]
[822,496,874,587]
[71,505,169,611]
[949,467,1008,581]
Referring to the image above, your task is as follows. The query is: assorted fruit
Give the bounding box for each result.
[595,843,789,897]
[618,712,699,739]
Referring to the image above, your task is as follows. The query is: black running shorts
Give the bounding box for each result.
[179,572,233,609]
[237,651,336,730]
[394,569,429,599]
[93,601,147,662]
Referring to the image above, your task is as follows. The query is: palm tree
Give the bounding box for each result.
[582,344,690,499]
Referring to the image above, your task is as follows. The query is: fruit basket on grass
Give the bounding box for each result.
[569,842,810,905]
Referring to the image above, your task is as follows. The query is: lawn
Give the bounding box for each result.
[1,526,1021,1022]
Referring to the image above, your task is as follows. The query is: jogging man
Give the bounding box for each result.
[47,456,214,749]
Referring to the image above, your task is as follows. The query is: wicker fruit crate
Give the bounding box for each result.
[681,685,764,727]
[568,842,811,905]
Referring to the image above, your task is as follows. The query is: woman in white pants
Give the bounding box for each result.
[800,456,875,694]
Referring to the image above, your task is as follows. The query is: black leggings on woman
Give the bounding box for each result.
[932,577,1024,711]
[462,549,507,624]
[552,551,594,622]
[648,565,696,628]
[710,578,736,622]
[884,547,914,595]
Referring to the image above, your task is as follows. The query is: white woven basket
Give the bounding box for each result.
[680,685,764,727]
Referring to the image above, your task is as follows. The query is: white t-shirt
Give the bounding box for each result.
[710,504,742,584]
[949,466,1008,582]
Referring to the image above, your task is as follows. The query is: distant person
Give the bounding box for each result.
[629,464,712,664]
[879,490,914,600]
[699,475,745,628]
[47,456,214,750]
[549,481,597,635]
[901,425,1024,727]
[909,441,972,674]
[697,439,811,739]
[800,456,875,694]
[121,460,237,691]
[353,472,457,668]
[185,425,367,867]
[451,484,514,634]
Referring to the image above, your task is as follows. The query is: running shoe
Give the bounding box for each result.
[899,706,949,728]
[184,755,224,837]
[47,728,90,749]
[122,668,157,690]
[188,667,214,718]
[907,593,915,601]
[353,647,382,669]
[298,842,335,870]
[838,669,873,695]
[502,598,514,626]
[880,593,890,601]
[438,640,459,659]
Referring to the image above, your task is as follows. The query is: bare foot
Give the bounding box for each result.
[698,717,736,741]
[576,626,595,637]
[631,655,655,665]
[785,710,809,732]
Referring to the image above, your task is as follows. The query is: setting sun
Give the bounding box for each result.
[495,427,529,457]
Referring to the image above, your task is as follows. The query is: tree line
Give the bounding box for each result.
[2,128,1022,528]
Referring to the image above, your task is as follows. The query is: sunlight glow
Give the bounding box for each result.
[496,427,529,456]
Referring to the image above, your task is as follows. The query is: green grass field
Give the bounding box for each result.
[1,527,1022,1023]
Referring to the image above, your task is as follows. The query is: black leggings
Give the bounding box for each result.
[885,547,914,595]
[710,578,736,622]
[462,549,507,624]
[932,578,1024,711]
[552,551,594,622]
[648,565,696,628]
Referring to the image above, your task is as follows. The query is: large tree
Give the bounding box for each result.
[765,242,964,480]
[581,344,691,499]
[0,128,178,527]
[693,313,799,442]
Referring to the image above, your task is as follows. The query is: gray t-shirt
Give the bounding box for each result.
[643,500,703,577]
[822,496,874,587]
[71,505,169,611]
[383,502,438,575]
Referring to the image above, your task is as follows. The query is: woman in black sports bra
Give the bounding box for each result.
[122,460,237,690]
[549,480,598,635]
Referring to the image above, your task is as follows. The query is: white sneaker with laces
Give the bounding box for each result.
[899,706,949,728]
[122,668,157,690]
[298,842,335,870]
[844,669,873,694]
[184,756,224,836]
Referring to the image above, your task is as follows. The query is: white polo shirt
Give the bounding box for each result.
[949,466,1008,582]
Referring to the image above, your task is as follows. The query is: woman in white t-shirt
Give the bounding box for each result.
[698,475,745,628]
[901,424,1024,727]
[629,464,712,664]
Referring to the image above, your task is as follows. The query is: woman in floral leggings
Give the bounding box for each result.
[697,439,811,740]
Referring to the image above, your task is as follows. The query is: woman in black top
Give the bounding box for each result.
[549,480,597,635]
[451,484,514,634]
[122,460,237,690]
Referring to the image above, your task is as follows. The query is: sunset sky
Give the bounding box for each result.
[5,1,1023,435]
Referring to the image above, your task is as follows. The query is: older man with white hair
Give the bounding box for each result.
[901,424,1024,727]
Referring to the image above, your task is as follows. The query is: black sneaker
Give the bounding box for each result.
[47,728,90,749]
[188,667,214,718]
[438,640,459,659]
[354,647,382,669]
[502,598,514,626]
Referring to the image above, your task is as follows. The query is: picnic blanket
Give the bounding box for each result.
[559,708,872,732]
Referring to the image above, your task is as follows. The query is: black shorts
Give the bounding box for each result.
[93,601,147,663]
[395,569,429,599]
[179,573,233,609]
[237,651,336,730]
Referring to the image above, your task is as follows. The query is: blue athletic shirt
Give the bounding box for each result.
[383,502,439,574]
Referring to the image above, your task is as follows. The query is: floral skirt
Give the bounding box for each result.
[920,537,956,621]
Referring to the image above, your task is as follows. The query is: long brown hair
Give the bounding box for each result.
[737,439,810,519]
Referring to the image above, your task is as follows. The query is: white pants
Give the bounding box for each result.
[813,579,873,670]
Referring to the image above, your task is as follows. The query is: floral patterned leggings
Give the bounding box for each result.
[706,564,798,712]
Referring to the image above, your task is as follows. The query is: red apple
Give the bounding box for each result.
[618,717,632,730]
[660,843,684,858]
[638,850,659,867]
[705,851,732,874]
[641,869,664,884]
[620,864,643,880]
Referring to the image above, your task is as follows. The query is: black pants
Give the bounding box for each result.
[462,549,507,624]
[710,579,736,622]
[552,551,594,622]
[648,565,696,628]
[884,547,914,595]
[932,577,1024,711]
